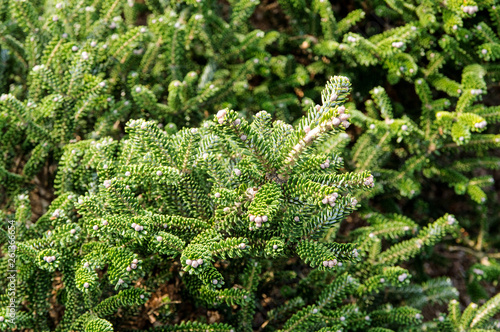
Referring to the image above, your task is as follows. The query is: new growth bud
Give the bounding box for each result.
[216,109,227,124]
[322,192,338,206]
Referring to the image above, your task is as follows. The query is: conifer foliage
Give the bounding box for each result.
[1,0,500,331]
[268,212,459,332]
[0,0,273,204]
[1,77,373,331]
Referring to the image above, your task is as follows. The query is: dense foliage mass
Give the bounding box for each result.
[0,0,499,331]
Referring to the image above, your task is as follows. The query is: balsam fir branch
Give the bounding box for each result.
[260,212,461,332]
[229,0,500,214]
[436,295,500,331]
[1,0,500,331]
[3,74,495,331]
[348,76,499,204]
[0,0,276,207]
[1,76,374,331]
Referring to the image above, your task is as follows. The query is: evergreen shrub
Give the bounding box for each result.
[1,0,500,331]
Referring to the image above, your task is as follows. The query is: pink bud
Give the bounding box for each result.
[216,109,226,119]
